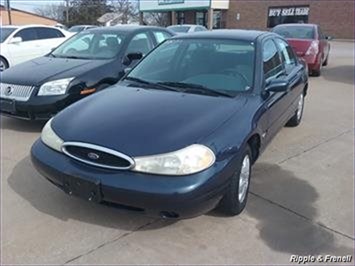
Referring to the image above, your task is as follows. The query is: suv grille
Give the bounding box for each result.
[62,142,134,170]
[0,83,35,101]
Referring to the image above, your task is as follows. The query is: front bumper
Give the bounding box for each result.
[0,93,82,120]
[31,140,234,219]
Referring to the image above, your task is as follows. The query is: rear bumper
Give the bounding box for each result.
[31,140,233,219]
[0,94,81,120]
[300,53,322,72]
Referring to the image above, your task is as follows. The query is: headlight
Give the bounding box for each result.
[133,144,215,176]
[41,118,64,152]
[38,77,74,96]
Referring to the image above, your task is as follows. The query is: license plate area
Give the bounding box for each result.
[0,99,15,113]
[63,176,102,203]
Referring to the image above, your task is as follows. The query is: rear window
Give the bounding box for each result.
[272,25,315,40]
[168,26,190,33]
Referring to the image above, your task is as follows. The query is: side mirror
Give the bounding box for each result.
[326,36,333,40]
[123,52,143,66]
[265,79,289,93]
[9,37,23,44]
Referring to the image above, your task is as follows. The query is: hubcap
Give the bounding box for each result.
[238,155,250,203]
[297,94,304,121]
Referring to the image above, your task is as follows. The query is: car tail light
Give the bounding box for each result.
[306,40,319,56]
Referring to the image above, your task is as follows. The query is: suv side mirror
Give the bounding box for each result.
[123,52,143,66]
[9,37,23,44]
[265,79,289,93]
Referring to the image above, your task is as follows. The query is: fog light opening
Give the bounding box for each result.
[160,211,180,219]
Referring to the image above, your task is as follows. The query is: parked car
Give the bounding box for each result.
[0,26,174,120]
[0,25,71,71]
[31,30,308,219]
[68,25,98,33]
[272,23,331,76]
[167,24,208,34]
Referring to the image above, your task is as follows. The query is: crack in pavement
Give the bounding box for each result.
[63,218,161,265]
[249,192,355,241]
[277,129,354,165]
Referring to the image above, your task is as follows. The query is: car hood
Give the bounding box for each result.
[52,84,247,157]
[2,56,109,85]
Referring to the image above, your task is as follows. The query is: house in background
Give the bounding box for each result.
[0,4,58,26]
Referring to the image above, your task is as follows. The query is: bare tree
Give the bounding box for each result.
[109,0,139,24]
[34,3,66,22]
[144,12,170,27]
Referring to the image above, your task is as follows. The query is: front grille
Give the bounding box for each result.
[0,83,35,101]
[62,142,134,170]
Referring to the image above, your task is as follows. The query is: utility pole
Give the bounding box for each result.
[6,0,12,25]
[65,0,69,25]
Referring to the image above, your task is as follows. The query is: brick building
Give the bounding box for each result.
[0,5,58,26]
[139,0,354,39]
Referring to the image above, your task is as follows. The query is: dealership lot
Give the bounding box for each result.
[1,41,354,264]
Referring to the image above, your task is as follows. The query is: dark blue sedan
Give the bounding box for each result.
[31,30,308,219]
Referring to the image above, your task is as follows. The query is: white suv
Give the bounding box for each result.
[0,25,72,71]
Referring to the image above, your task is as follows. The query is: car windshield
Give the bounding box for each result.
[127,39,255,97]
[1,27,17,43]
[68,26,86,33]
[272,25,315,40]
[168,26,190,33]
[51,31,127,60]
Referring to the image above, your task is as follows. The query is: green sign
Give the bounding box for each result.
[158,0,185,5]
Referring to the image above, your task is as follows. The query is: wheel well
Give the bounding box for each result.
[0,56,9,68]
[247,134,261,164]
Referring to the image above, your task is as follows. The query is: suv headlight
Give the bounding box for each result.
[41,118,64,152]
[38,77,74,96]
[133,144,215,176]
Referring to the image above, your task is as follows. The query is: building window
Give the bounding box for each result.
[213,10,222,29]
[267,6,310,28]
[196,11,207,27]
[177,12,185,24]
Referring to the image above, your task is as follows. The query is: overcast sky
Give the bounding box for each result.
[1,0,65,12]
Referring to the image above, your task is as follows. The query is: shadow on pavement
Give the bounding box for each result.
[1,117,46,133]
[246,163,353,255]
[322,65,355,85]
[7,156,175,231]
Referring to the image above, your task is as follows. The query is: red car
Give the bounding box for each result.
[272,24,331,76]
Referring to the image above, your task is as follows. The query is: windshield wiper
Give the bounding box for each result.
[124,77,180,92]
[157,82,233,98]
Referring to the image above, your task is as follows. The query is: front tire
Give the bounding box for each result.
[218,145,252,216]
[0,57,9,71]
[286,93,305,127]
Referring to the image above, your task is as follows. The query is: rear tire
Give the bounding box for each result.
[311,67,321,77]
[0,57,9,71]
[218,145,252,216]
[286,93,305,127]
[322,56,329,66]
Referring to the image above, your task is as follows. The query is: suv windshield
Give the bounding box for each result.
[127,39,255,97]
[1,27,17,43]
[272,25,315,40]
[168,26,190,33]
[51,31,127,60]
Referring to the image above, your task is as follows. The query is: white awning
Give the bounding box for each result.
[139,0,229,12]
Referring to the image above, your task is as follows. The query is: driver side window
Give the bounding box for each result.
[263,39,283,80]
[126,33,153,56]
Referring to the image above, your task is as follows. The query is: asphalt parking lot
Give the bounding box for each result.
[1,41,354,265]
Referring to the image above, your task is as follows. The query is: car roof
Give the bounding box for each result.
[87,25,169,33]
[274,23,317,28]
[169,24,200,27]
[172,29,268,41]
[1,24,60,30]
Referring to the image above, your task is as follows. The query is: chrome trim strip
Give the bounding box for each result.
[62,142,135,170]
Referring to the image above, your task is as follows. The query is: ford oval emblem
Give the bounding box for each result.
[88,152,100,160]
